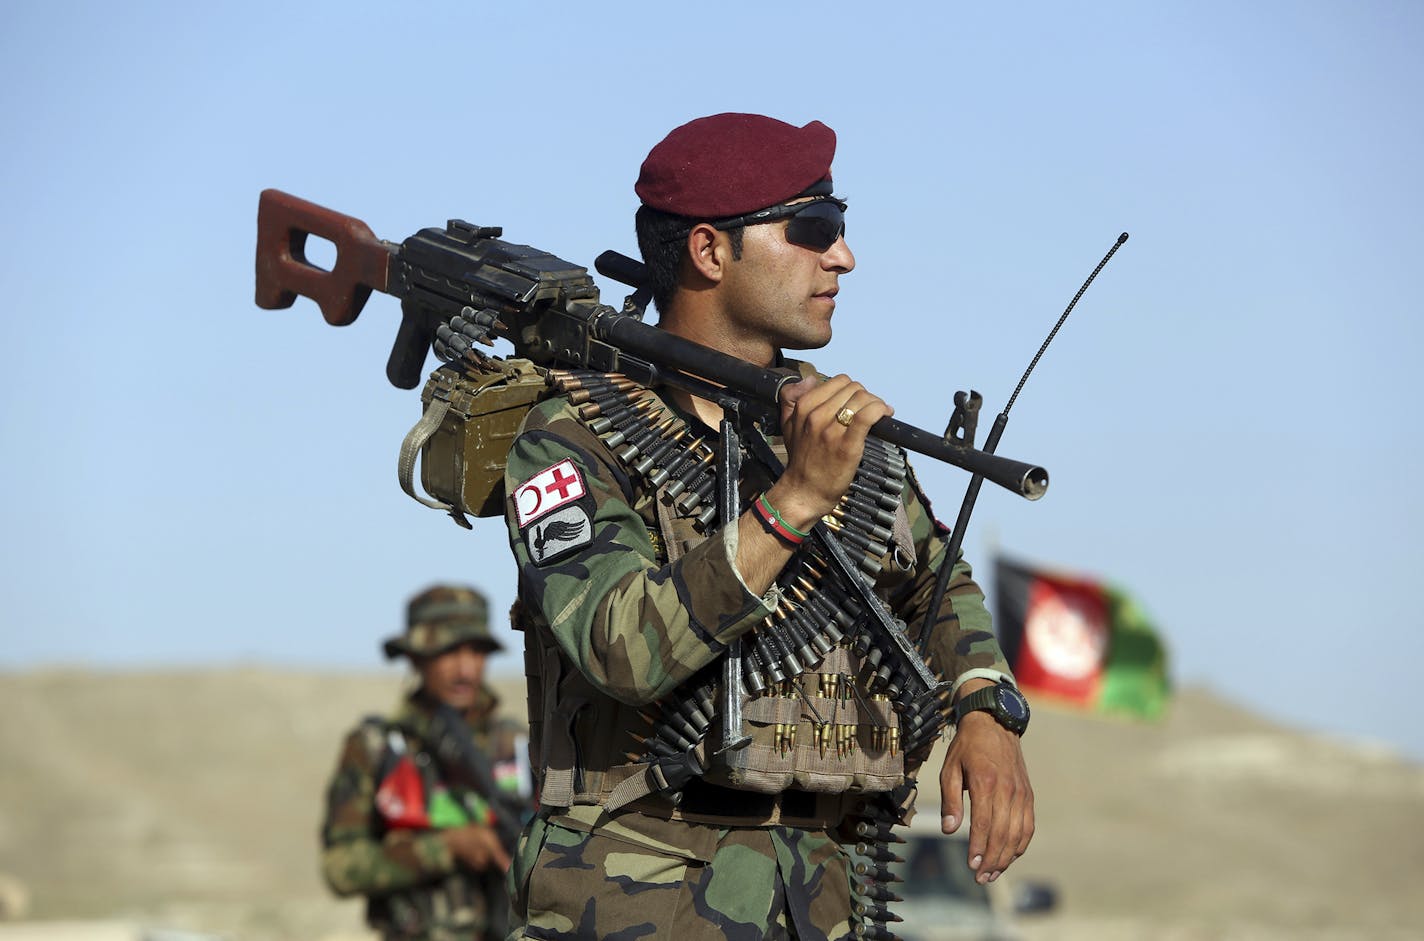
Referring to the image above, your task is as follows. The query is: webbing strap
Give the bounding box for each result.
[536,641,578,809]
[603,763,663,813]
[541,767,576,809]
[397,396,472,528]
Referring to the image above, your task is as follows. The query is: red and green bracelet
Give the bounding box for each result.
[752,493,811,546]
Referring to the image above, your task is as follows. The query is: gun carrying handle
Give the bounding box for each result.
[254,188,393,326]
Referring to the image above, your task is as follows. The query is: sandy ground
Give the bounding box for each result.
[0,668,1420,940]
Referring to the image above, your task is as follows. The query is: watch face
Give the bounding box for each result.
[996,686,1030,725]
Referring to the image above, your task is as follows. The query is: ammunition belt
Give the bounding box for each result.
[550,369,945,793]
[843,790,913,941]
[550,368,924,936]
[549,368,721,529]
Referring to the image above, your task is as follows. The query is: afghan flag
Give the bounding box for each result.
[993,556,1170,719]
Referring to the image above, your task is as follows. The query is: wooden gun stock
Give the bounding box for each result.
[254,188,394,326]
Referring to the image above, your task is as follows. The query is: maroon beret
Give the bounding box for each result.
[635,112,836,219]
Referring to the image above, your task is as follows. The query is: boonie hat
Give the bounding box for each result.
[382,584,503,660]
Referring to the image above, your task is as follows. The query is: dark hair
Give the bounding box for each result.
[634,206,743,316]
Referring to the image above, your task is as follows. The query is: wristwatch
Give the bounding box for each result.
[951,681,1030,736]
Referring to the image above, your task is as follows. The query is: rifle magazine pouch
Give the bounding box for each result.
[399,359,547,525]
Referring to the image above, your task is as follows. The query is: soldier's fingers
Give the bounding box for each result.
[995,785,1036,881]
[981,817,1015,883]
[940,758,965,834]
[804,373,854,405]
[778,374,821,412]
[965,786,994,878]
[839,386,891,416]
[836,393,893,442]
[997,805,1030,878]
[795,375,858,423]
[1012,782,1036,859]
[982,778,1033,881]
[828,386,893,436]
[781,375,851,440]
[800,382,876,440]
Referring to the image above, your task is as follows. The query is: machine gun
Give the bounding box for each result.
[254,188,1063,768]
[253,189,1048,501]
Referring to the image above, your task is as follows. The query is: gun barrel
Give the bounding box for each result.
[595,311,798,402]
[875,417,1047,500]
[593,313,1048,500]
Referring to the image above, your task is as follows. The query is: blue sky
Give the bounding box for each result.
[2,2,1421,761]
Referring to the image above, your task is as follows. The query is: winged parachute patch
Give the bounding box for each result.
[526,505,593,565]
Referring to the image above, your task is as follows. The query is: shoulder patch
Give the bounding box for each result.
[526,504,593,565]
[514,458,587,527]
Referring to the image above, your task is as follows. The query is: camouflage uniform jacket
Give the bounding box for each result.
[321,688,522,941]
[501,360,1015,941]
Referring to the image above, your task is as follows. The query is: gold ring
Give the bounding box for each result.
[835,406,857,427]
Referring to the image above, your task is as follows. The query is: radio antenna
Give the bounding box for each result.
[917,232,1130,660]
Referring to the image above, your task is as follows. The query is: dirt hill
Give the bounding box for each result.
[0,668,1419,940]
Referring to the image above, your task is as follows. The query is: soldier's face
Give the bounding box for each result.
[718,209,855,353]
[416,642,489,710]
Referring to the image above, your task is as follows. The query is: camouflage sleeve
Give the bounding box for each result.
[319,727,457,897]
[889,465,1015,691]
[504,398,776,705]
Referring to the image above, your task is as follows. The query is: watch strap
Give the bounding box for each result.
[952,681,1029,735]
[951,684,1000,725]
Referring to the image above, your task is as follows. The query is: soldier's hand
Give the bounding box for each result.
[769,374,894,531]
[442,822,511,873]
[939,707,1034,886]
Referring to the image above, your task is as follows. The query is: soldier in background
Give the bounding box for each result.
[321,584,529,941]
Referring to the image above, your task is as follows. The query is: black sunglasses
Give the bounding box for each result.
[667,196,848,253]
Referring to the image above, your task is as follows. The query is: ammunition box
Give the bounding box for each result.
[416,359,547,519]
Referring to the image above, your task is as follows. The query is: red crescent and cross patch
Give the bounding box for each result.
[514,459,587,528]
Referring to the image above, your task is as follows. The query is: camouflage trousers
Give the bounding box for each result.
[506,809,855,941]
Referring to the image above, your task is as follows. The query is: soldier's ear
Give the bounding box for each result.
[685,224,728,284]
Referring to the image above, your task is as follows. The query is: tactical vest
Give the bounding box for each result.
[517,369,942,825]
